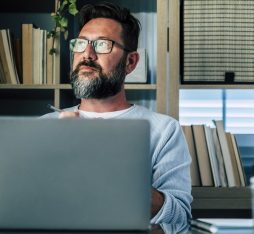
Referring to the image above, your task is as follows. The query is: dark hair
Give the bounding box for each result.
[78,2,141,51]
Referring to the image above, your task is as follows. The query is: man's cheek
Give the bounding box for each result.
[72,55,80,71]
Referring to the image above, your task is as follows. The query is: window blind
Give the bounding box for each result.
[225,90,254,133]
[179,89,254,134]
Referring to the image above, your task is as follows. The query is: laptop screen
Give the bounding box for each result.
[0,118,151,231]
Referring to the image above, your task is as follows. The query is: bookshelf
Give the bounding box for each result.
[171,0,253,217]
[0,0,169,116]
[1,0,251,218]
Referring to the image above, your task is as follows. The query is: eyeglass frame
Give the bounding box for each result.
[69,37,131,54]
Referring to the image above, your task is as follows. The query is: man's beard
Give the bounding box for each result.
[70,54,127,99]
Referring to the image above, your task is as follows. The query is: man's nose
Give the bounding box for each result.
[82,43,97,61]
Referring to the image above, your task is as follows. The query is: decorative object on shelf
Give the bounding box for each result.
[48,0,78,55]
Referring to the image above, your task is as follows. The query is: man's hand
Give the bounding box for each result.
[151,188,164,218]
[59,111,80,119]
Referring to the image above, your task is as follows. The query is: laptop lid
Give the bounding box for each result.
[0,118,151,231]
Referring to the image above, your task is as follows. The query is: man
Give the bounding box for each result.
[42,2,192,226]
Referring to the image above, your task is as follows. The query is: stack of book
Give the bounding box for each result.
[182,120,246,187]
[22,24,59,85]
[0,29,20,84]
[0,25,59,85]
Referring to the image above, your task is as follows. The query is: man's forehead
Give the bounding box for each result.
[83,18,122,30]
[79,18,123,40]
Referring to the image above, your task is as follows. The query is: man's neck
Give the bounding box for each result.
[78,90,131,113]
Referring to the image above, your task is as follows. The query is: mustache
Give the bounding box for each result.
[74,60,102,72]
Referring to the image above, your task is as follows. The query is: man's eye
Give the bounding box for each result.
[75,40,86,50]
[97,41,109,48]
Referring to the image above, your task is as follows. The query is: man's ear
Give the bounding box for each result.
[125,51,139,75]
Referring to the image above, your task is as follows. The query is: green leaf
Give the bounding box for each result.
[56,20,61,27]
[69,0,76,4]
[53,14,61,24]
[59,17,68,28]
[69,3,78,15]
[47,32,51,38]
[48,30,56,38]
[49,48,57,55]
[59,0,68,11]
[49,0,78,48]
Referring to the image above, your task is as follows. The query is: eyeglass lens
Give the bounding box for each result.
[70,38,113,54]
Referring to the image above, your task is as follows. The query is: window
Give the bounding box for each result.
[179,89,223,127]
[179,89,254,134]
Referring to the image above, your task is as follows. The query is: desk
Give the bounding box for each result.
[1,225,253,234]
[0,224,188,234]
[0,225,188,234]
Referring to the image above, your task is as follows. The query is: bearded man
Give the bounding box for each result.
[42,2,192,226]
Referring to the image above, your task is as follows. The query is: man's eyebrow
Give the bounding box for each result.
[77,36,88,40]
[77,36,112,40]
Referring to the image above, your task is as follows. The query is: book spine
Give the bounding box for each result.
[22,24,33,84]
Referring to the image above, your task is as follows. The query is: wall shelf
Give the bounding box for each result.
[0,84,157,90]
[191,187,251,218]
[0,0,167,115]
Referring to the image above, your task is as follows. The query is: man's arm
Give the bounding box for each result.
[150,119,192,225]
[151,187,164,218]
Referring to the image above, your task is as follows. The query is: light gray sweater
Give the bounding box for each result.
[41,104,192,227]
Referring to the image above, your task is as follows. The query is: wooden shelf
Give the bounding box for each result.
[0,84,157,90]
[192,187,251,210]
[125,84,156,90]
[0,84,59,90]
[191,187,252,218]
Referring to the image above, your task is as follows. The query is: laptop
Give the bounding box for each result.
[0,118,151,231]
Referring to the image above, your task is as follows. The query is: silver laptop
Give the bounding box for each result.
[0,118,151,231]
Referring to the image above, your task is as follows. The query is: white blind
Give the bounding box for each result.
[179,89,254,134]
[179,89,223,126]
[225,90,254,133]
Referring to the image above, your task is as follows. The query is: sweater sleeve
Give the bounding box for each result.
[150,119,192,228]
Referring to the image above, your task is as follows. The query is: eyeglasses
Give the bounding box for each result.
[70,38,130,54]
